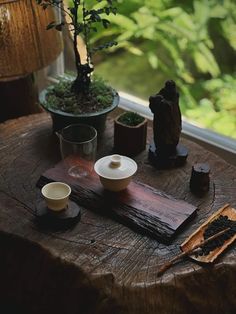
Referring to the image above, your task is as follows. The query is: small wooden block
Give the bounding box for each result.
[35,200,81,230]
[190,163,210,196]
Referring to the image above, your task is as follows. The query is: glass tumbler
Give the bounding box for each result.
[57,124,97,178]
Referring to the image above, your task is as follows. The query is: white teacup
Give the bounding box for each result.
[41,182,71,211]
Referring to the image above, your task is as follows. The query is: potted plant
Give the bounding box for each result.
[36,0,119,135]
[114,111,147,156]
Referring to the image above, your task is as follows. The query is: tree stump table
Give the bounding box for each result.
[0,111,236,314]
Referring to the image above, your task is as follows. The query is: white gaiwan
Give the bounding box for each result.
[94,154,137,192]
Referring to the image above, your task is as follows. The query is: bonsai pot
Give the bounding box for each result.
[39,88,119,136]
[114,112,147,156]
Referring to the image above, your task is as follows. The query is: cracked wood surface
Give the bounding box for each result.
[0,110,236,314]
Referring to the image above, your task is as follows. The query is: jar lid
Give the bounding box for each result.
[94,154,137,179]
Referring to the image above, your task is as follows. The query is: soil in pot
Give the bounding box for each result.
[40,76,119,135]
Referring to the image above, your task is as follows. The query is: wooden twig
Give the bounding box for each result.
[157,228,230,277]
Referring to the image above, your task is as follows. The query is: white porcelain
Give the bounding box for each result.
[41,182,71,211]
[94,154,137,192]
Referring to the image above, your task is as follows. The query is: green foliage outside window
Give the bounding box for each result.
[84,0,236,138]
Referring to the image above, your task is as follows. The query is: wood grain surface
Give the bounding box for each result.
[0,110,236,314]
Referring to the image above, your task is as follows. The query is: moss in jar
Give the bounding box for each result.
[118,112,145,126]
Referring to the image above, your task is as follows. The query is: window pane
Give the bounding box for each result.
[86,0,236,140]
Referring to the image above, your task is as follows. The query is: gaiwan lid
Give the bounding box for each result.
[94,154,137,179]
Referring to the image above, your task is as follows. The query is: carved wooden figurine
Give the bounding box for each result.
[148,80,188,168]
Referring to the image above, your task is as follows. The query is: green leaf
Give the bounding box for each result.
[126,46,143,56]
[194,43,220,77]
[102,18,110,28]
[193,0,210,26]
[147,52,158,69]
[105,13,137,31]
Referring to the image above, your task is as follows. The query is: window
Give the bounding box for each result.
[47,1,236,164]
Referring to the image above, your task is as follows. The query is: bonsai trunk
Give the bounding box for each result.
[71,63,93,95]
[70,1,93,95]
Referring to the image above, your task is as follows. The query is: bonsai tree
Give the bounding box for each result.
[36,0,118,111]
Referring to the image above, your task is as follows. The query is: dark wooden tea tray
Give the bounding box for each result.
[37,160,197,244]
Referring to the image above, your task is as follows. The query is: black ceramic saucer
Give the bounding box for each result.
[35,200,81,230]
